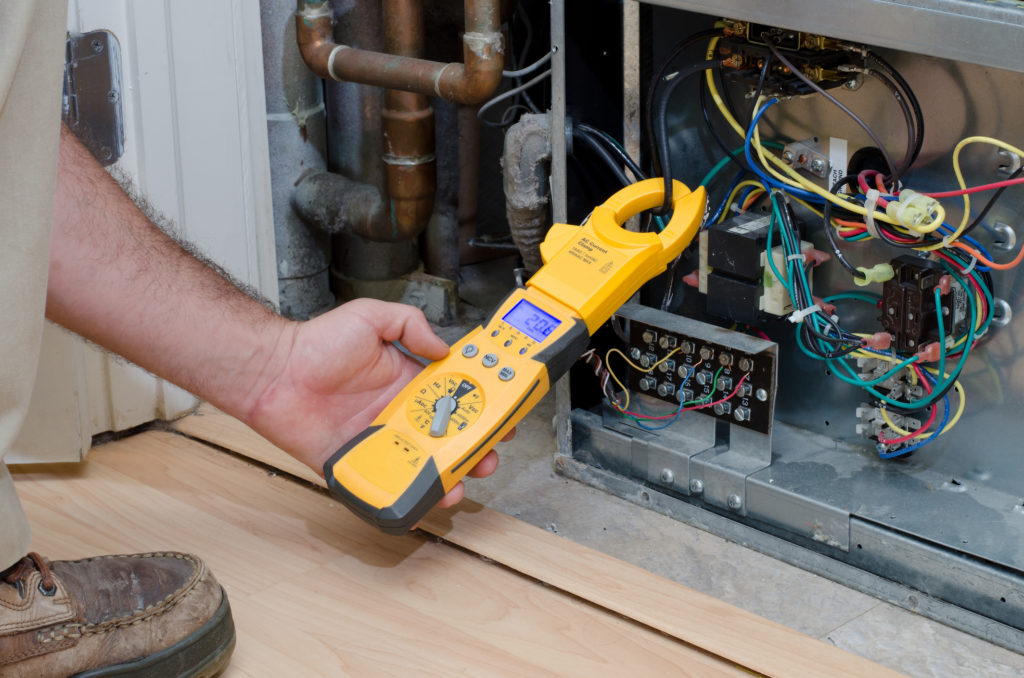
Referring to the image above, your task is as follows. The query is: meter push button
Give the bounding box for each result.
[462,343,479,358]
[499,366,515,381]
[482,353,499,368]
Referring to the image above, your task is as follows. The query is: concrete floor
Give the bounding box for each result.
[450,258,1024,676]
[462,393,1024,678]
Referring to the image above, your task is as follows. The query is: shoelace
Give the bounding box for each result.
[1,552,57,596]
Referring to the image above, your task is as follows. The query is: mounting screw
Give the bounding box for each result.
[106,90,119,104]
[629,347,642,360]
[992,222,1017,251]
[755,388,768,402]
[91,38,104,53]
[689,479,704,495]
[660,469,675,484]
[844,75,863,91]
[782,150,795,164]
[810,157,827,174]
[727,494,743,511]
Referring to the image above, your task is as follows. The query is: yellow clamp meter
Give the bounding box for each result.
[325,179,707,533]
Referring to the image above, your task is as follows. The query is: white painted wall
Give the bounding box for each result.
[8,0,277,463]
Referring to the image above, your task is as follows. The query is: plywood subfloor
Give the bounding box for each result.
[12,430,746,677]
[170,406,901,678]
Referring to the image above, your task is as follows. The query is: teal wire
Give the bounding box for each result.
[823,292,881,305]
[934,287,946,384]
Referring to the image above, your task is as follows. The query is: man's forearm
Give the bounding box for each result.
[47,125,295,421]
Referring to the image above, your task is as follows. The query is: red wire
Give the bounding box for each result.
[922,177,1024,199]
[878,364,936,446]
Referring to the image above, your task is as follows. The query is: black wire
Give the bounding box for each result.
[865,51,924,170]
[963,165,1024,237]
[653,60,724,215]
[644,29,723,176]
[764,41,899,186]
[863,68,917,181]
[576,123,647,180]
[822,176,869,280]
[748,53,774,128]
[572,127,632,187]
[699,80,751,175]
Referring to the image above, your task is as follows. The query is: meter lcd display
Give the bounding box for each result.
[502,299,562,342]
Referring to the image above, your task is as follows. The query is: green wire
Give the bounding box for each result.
[699,141,785,188]
[823,292,881,305]
[934,287,946,384]
[684,366,724,406]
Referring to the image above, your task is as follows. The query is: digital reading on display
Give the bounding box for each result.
[502,299,562,342]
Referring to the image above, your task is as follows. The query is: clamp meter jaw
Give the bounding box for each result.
[325,179,707,534]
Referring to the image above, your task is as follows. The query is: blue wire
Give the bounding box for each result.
[879,394,950,458]
[707,169,747,226]
[745,99,822,203]
[629,366,696,431]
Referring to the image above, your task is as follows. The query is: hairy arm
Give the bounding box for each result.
[47,126,500,500]
[47,125,292,420]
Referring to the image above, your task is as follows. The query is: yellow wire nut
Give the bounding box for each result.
[853,262,895,287]
[885,189,942,233]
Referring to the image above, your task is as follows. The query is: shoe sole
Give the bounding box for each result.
[72,587,236,678]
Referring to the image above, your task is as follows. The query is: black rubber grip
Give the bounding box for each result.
[323,427,446,535]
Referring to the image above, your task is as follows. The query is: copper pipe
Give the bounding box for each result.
[296,0,504,106]
[381,0,436,239]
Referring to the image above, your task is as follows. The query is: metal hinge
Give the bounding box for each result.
[63,30,124,167]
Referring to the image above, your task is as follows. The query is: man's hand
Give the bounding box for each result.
[245,299,503,508]
[48,127,499,511]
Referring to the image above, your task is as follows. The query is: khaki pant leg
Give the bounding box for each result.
[0,0,69,569]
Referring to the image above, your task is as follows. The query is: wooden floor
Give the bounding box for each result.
[10,412,902,677]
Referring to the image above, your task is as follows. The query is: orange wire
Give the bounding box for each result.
[952,240,1024,270]
[741,190,764,212]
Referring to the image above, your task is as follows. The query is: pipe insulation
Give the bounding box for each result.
[502,113,552,273]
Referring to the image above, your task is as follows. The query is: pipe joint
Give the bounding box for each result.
[295,0,505,105]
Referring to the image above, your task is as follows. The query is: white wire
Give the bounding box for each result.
[503,49,553,78]
[477,69,552,121]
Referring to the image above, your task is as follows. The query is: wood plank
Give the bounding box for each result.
[11,431,745,677]
[170,407,903,678]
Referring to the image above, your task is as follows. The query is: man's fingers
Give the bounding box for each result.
[435,481,465,509]
[353,299,449,361]
[467,450,498,478]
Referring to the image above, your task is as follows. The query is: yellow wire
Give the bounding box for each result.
[605,346,684,412]
[703,38,949,237]
[718,180,766,223]
[917,136,1024,251]
[879,379,965,438]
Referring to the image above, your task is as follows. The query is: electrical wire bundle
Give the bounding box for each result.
[581,348,750,432]
[694,29,1024,457]
[571,24,1022,456]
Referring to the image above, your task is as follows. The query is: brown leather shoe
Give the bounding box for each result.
[0,552,234,677]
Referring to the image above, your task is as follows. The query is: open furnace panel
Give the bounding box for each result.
[549,0,1024,651]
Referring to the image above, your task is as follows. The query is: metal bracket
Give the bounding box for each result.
[63,30,124,167]
[782,138,828,178]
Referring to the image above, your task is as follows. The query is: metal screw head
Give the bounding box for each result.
[660,469,675,484]
[727,494,743,511]
[106,90,119,103]
[844,75,863,91]
[782,150,794,164]
[810,157,827,173]
[629,347,642,360]
[755,388,768,402]
[689,479,704,495]
[91,39,104,53]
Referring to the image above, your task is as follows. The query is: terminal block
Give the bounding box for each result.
[616,305,778,435]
